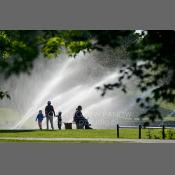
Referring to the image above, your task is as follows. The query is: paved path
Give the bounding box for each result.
[1,137,175,143]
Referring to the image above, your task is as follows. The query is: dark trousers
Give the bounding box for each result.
[76,119,91,129]
[76,120,85,129]
[38,121,42,130]
[58,122,62,130]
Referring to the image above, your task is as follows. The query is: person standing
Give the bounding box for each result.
[36,110,44,130]
[55,111,62,130]
[45,101,55,130]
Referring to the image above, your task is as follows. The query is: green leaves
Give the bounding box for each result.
[41,31,93,58]
[66,40,92,57]
[42,37,64,58]
[0,31,11,59]
[95,30,175,122]
[0,31,40,78]
[0,89,10,100]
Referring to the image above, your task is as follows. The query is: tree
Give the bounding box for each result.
[96,31,175,123]
[0,30,92,98]
[0,30,132,97]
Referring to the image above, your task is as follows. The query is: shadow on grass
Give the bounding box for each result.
[0,129,41,133]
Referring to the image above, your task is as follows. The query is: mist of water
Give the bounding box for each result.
[0,49,143,129]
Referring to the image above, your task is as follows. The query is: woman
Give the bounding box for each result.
[73,105,92,129]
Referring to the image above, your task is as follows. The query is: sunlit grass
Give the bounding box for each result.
[0,129,175,140]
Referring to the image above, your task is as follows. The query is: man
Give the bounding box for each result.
[45,101,55,130]
[73,105,92,129]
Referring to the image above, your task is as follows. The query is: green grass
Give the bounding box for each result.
[0,129,117,138]
[159,101,175,111]
[119,128,162,139]
[120,128,175,139]
[0,129,118,143]
[0,129,175,141]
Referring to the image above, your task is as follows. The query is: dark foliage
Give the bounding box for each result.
[96,30,175,123]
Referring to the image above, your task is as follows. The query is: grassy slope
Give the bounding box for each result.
[160,102,175,110]
[0,108,22,123]
[159,101,175,121]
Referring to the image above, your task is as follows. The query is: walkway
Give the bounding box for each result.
[1,137,175,143]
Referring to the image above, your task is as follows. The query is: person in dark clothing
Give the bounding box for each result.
[45,101,55,130]
[36,110,44,130]
[73,105,92,129]
[55,111,62,130]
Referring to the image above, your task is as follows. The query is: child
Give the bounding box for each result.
[36,110,44,130]
[55,111,62,130]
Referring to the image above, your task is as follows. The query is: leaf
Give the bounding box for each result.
[136,97,141,103]
[145,97,150,102]
[118,76,124,82]
[96,86,101,90]
[140,103,145,108]
[121,88,127,94]
[141,86,147,92]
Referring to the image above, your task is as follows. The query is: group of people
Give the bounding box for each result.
[35,101,92,130]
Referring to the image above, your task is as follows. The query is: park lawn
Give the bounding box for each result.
[0,129,117,138]
[120,128,163,139]
[119,128,175,139]
[0,129,175,140]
